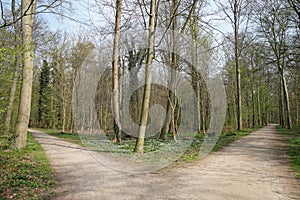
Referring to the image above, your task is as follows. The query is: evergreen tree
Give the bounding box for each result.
[38,60,51,127]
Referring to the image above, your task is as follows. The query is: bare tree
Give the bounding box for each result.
[216,0,251,130]
[256,0,292,129]
[134,0,157,153]
[112,0,122,143]
[0,0,67,29]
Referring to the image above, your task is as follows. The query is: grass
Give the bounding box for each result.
[0,133,56,200]
[212,128,261,151]
[278,126,300,178]
[36,127,262,163]
[180,127,262,162]
[34,128,83,146]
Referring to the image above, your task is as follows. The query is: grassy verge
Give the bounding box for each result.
[36,127,262,163]
[33,129,83,146]
[0,133,56,200]
[181,127,262,162]
[277,126,300,178]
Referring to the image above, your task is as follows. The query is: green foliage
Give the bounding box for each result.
[212,127,260,151]
[0,133,56,199]
[38,127,260,164]
[278,127,300,178]
[0,28,23,135]
[38,60,52,127]
[181,127,261,162]
[43,129,82,142]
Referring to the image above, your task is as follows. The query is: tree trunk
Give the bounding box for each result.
[279,79,285,127]
[4,0,20,136]
[252,88,255,127]
[160,0,178,140]
[15,0,36,148]
[160,89,172,140]
[134,0,156,153]
[200,83,206,133]
[112,0,122,143]
[296,75,300,126]
[233,1,242,130]
[5,60,19,134]
[257,86,261,126]
[279,67,292,129]
[190,70,202,134]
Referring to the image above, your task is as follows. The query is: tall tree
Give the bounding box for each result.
[134,0,157,153]
[256,0,292,129]
[233,0,242,130]
[4,0,21,135]
[112,0,122,143]
[160,0,179,140]
[15,0,37,148]
[38,60,51,127]
[216,0,250,130]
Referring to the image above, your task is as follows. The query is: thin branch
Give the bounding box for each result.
[0,0,66,29]
[0,0,7,26]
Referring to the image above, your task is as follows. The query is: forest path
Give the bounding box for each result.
[31,125,300,200]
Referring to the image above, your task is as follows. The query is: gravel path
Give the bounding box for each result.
[31,125,300,200]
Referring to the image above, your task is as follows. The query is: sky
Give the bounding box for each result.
[42,0,233,71]
[44,0,232,36]
[43,1,90,33]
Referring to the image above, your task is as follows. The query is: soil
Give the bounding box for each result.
[31,125,300,200]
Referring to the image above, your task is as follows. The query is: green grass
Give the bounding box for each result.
[36,127,261,163]
[212,127,261,151]
[34,128,83,146]
[0,133,56,200]
[278,126,300,178]
[180,127,262,162]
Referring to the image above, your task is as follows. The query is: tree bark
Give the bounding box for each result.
[15,0,36,148]
[134,0,156,153]
[112,0,122,143]
[4,0,20,135]
[233,0,242,130]
[279,67,292,129]
[279,79,285,127]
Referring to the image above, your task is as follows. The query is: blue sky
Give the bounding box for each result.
[44,1,232,36]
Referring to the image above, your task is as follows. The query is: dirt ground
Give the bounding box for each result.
[31,125,300,200]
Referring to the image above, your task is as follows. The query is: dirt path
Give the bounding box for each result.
[31,125,300,200]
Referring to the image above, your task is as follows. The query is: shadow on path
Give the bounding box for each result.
[31,125,300,200]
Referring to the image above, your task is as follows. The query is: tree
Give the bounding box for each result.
[4,0,21,136]
[0,0,67,29]
[134,0,157,153]
[15,0,37,148]
[38,60,51,127]
[112,0,122,143]
[287,0,300,29]
[160,0,179,140]
[216,0,251,130]
[256,0,292,129]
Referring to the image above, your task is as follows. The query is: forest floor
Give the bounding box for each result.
[31,125,300,200]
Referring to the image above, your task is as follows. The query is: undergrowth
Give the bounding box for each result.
[37,127,262,163]
[278,126,300,178]
[0,133,55,200]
